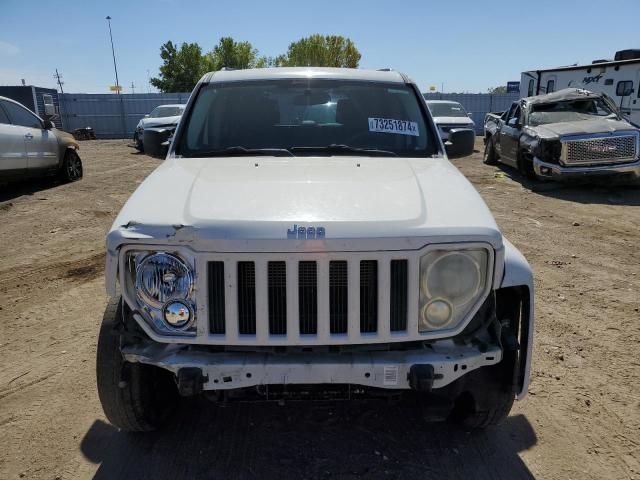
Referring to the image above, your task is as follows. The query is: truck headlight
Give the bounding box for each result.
[419,249,490,332]
[125,251,196,333]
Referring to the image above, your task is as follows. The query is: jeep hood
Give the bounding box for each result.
[109,156,501,246]
[527,118,635,139]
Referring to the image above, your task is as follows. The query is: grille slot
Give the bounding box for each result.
[360,260,378,333]
[329,261,348,334]
[298,261,318,334]
[208,261,226,334]
[237,262,256,335]
[562,134,637,165]
[268,261,287,335]
[390,260,408,331]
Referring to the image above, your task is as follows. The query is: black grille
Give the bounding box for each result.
[329,261,348,334]
[237,262,256,335]
[298,261,318,334]
[390,260,408,331]
[360,260,378,333]
[268,261,287,335]
[208,262,226,334]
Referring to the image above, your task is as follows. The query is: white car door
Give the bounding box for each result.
[2,100,58,170]
[0,100,28,171]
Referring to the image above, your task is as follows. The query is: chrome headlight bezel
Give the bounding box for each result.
[122,249,197,335]
[419,247,493,333]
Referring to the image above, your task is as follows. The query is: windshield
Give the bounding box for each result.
[177,79,436,157]
[528,98,616,126]
[150,106,184,118]
[426,102,468,118]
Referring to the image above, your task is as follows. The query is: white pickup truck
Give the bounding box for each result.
[98,68,533,432]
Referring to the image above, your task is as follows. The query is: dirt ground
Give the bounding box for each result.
[1,139,639,480]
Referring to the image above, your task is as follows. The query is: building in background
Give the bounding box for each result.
[0,86,63,129]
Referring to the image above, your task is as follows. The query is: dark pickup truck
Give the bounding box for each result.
[483,88,640,181]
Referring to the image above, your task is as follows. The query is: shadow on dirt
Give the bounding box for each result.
[496,164,640,206]
[81,399,537,479]
[0,177,63,203]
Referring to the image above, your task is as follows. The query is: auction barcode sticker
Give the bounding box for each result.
[368,117,419,136]
[383,366,399,386]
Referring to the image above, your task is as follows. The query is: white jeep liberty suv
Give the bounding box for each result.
[98,68,534,432]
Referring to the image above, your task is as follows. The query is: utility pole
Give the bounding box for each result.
[54,69,66,130]
[131,81,135,94]
[105,16,127,138]
[54,69,64,93]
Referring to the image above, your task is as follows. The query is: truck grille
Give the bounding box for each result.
[561,134,637,165]
[207,257,410,344]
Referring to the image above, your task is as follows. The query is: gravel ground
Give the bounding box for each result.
[0,139,639,479]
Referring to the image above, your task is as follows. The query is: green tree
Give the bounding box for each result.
[150,41,206,92]
[487,86,508,94]
[205,37,260,70]
[280,34,361,68]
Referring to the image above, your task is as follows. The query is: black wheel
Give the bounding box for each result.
[96,296,178,432]
[59,149,83,182]
[449,387,514,430]
[517,151,538,180]
[447,358,516,430]
[133,132,144,152]
[483,137,498,165]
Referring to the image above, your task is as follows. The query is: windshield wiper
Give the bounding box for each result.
[290,144,397,157]
[189,146,294,157]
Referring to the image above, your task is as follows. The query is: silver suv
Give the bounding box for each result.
[0,96,82,184]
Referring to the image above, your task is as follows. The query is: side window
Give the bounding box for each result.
[616,80,634,97]
[0,102,10,124]
[546,80,555,93]
[528,79,535,97]
[2,101,42,129]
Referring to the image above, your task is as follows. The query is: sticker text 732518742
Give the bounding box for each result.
[368,117,419,137]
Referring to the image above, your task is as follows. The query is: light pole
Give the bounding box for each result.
[105,16,126,137]
[105,16,120,93]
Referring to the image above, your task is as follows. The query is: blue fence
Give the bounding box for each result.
[423,92,519,134]
[60,92,191,139]
[59,91,519,138]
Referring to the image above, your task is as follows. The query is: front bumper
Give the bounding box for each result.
[534,156,640,180]
[123,341,502,392]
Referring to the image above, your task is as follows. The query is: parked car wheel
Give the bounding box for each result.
[96,295,178,432]
[59,149,83,182]
[133,132,144,152]
[517,151,538,180]
[483,137,498,165]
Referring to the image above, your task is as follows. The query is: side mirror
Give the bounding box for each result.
[445,128,475,159]
[507,117,519,127]
[44,104,56,117]
[43,119,54,130]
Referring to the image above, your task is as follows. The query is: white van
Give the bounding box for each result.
[521,49,640,124]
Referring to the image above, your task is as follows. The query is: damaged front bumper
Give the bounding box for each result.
[534,156,640,180]
[122,341,502,393]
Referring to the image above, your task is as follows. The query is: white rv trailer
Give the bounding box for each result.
[520,49,640,125]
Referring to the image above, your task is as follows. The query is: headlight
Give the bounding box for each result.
[126,251,196,333]
[136,252,194,308]
[419,248,490,332]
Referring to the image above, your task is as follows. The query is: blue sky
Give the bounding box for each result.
[0,0,638,94]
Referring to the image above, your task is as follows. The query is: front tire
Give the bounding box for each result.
[133,132,144,152]
[96,296,178,432]
[517,151,538,180]
[483,137,498,165]
[59,149,83,182]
